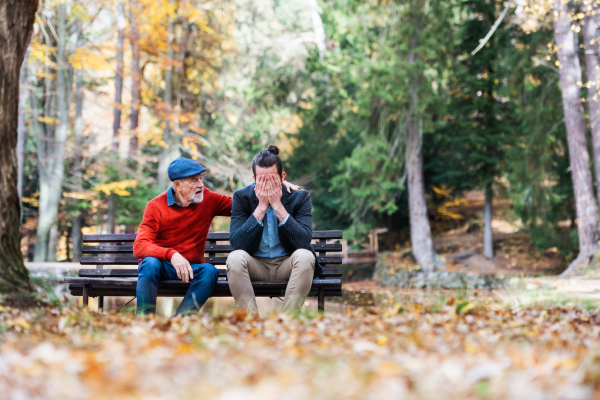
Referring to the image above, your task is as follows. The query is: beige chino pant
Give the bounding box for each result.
[226,249,315,315]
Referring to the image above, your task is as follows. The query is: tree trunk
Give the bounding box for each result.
[583,10,600,211]
[178,0,189,87]
[17,51,28,221]
[406,33,435,272]
[113,0,125,153]
[104,3,125,235]
[553,0,599,260]
[33,8,55,262]
[308,0,326,59]
[47,224,58,262]
[129,0,140,159]
[35,4,73,261]
[71,26,84,262]
[157,0,179,187]
[483,183,494,259]
[30,78,51,262]
[0,0,38,296]
[407,109,435,273]
[106,194,116,234]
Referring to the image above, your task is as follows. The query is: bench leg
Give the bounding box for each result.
[318,288,325,314]
[98,296,104,311]
[82,284,89,307]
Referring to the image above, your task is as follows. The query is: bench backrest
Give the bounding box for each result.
[79,231,343,278]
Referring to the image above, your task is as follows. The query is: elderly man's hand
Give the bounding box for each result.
[282,179,301,193]
[171,252,194,283]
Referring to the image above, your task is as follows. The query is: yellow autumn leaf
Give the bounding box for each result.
[21,197,40,207]
[11,317,31,330]
[38,117,59,125]
[69,48,111,71]
[63,191,95,200]
[456,301,475,315]
[464,343,476,353]
[93,180,138,196]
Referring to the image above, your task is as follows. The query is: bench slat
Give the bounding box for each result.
[69,285,342,298]
[82,230,344,243]
[65,277,135,285]
[66,277,341,288]
[68,279,342,298]
[78,267,343,278]
[79,255,343,266]
[81,243,343,254]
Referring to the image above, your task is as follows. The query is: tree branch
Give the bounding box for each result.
[471,0,514,56]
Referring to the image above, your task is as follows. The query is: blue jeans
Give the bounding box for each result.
[136,257,218,315]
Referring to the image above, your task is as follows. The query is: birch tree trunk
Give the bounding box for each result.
[483,184,494,259]
[406,34,435,272]
[583,9,600,211]
[178,0,189,87]
[35,4,73,261]
[129,0,140,159]
[71,26,84,263]
[0,0,38,296]
[17,52,28,213]
[114,0,125,153]
[553,0,599,263]
[157,0,179,187]
[33,6,56,262]
[308,0,326,59]
[105,1,125,234]
[407,109,435,272]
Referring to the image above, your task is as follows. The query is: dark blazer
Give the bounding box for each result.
[229,183,323,278]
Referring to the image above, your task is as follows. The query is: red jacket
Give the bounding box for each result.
[133,188,232,264]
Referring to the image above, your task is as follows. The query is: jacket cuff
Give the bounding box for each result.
[278,214,289,226]
[246,213,261,232]
[166,249,177,261]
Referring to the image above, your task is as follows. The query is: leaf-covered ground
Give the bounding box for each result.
[1,299,600,400]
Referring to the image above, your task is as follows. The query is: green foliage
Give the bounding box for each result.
[332,134,405,220]
[434,0,517,191]
[288,0,456,236]
[504,26,577,255]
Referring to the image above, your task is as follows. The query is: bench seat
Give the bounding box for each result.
[66,230,344,313]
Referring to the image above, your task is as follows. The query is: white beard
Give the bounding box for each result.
[189,191,204,204]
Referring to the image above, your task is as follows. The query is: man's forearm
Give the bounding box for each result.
[272,203,289,224]
[253,203,269,223]
[133,239,176,261]
[230,213,263,250]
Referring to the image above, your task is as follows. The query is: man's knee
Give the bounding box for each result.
[292,249,315,270]
[226,250,251,272]
[192,263,219,282]
[138,257,162,278]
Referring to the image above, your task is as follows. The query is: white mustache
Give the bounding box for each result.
[189,189,204,204]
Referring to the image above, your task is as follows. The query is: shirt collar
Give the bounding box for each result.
[167,187,182,207]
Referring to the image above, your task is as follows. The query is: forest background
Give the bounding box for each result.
[16,0,600,273]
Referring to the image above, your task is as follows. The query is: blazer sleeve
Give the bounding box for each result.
[278,191,313,249]
[229,190,263,250]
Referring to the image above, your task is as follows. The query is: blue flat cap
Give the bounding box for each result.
[168,158,207,181]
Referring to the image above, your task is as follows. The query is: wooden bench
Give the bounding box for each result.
[65,230,344,313]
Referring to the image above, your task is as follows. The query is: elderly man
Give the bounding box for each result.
[227,145,323,315]
[133,158,299,315]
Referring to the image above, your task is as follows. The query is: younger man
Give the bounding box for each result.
[227,145,323,314]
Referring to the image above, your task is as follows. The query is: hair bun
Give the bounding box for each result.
[266,144,279,156]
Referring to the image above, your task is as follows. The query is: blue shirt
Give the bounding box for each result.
[166,187,181,207]
[253,206,290,258]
